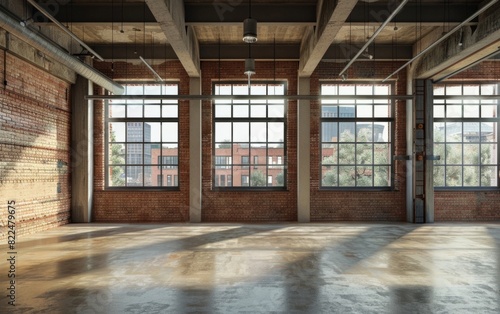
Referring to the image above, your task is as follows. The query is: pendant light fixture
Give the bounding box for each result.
[244,43,255,87]
[243,0,257,43]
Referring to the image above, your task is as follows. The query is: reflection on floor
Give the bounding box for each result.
[1,223,499,313]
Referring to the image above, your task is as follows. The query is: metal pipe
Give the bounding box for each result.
[139,56,163,82]
[86,94,415,101]
[26,0,104,61]
[383,0,499,82]
[0,9,124,95]
[338,0,410,77]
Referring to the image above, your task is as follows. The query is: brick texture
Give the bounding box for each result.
[201,61,298,222]
[92,61,191,222]
[0,52,71,239]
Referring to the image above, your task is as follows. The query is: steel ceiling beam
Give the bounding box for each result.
[87,43,413,61]
[45,2,477,25]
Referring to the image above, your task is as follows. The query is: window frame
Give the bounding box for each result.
[433,81,500,190]
[104,82,180,190]
[319,81,395,190]
[212,81,288,190]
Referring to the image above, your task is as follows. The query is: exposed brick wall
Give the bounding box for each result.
[201,61,298,222]
[92,61,190,222]
[434,61,500,221]
[0,52,71,239]
[309,61,408,221]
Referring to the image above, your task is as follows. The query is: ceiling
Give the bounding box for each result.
[8,0,500,79]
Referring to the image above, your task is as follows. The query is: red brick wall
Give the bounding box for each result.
[434,61,500,221]
[201,61,298,221]
[92,61,190,222]
[0,52,71,238]
[309,61,408,221]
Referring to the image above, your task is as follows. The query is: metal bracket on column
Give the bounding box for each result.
[393,155,411,160]
[425,155,441,160]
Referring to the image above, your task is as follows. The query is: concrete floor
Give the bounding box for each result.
[1,223,499,313]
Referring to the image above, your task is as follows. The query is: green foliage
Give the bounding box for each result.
[109,131,125,186]
[251,170,266,187]
[433,129,493,187]
[276,171,284,186]
[322,128,390,187]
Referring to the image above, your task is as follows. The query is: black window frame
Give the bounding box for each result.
[433,81,500,190]
[320,81,395,190]
[105,82,180,190]
[212,81,288,190]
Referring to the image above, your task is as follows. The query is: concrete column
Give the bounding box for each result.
[189,77,202,222]
[71,74,93,223]
[424,80,434,223]
[297,77,310,222]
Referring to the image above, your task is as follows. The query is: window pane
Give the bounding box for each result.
[109,166,125,186]
[463,144,479,164]
[463,105,479,118]
[374,144,390,164]
[215,122,231,142]
[446,144,462,164]
[268,122,284,142]
[339,123,355,142]
[127,166,143,186]
[109,123,125,142]
[374,166,390,186]
[434,166,445,186]
[162,122,178,142]
[356,143,373,164]
[339,144,355,164]
[268,104,285,118]
[234,122,249,142]
[148,123,161,142]
[339,166,355,186]
[109,105,125,118]
[127,122,143,142]
[322,122,338,142]
[446,123,462,142]
[357,123,373,142]
[162,105,178,118]
[481,105,497,118]
[463,166,480,187]
[434,105,445,118]
[127,144,143,164]
[445,166,462,186]
[357,105,372,118]
[322,144,337,164]
[109,144,125,164]
[322,166,338,187]
[251,105,266,117]
[374,105,390,118]
[144,105,160,117]
[250,166,267,187]
[127,105,142,117]
[251,122,267,143]
[481,166,497,186]
[356,165,373,187]
[234,104,249,118]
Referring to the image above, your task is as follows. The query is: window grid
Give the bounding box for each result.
[213,82,287,189]
[105,83,179,188]
[320,83,394,189]
[433,82,499,188]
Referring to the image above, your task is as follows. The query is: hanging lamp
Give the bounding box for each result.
[243,0,257,43]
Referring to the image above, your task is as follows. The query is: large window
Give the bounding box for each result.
[106,83,179,188]
[433,83,499,188]
[321,83,393,188]
[213,82,286,188]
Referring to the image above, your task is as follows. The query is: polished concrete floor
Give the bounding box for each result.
[1,223,499,313]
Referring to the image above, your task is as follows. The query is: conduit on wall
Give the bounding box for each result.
[0,8,124,95]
